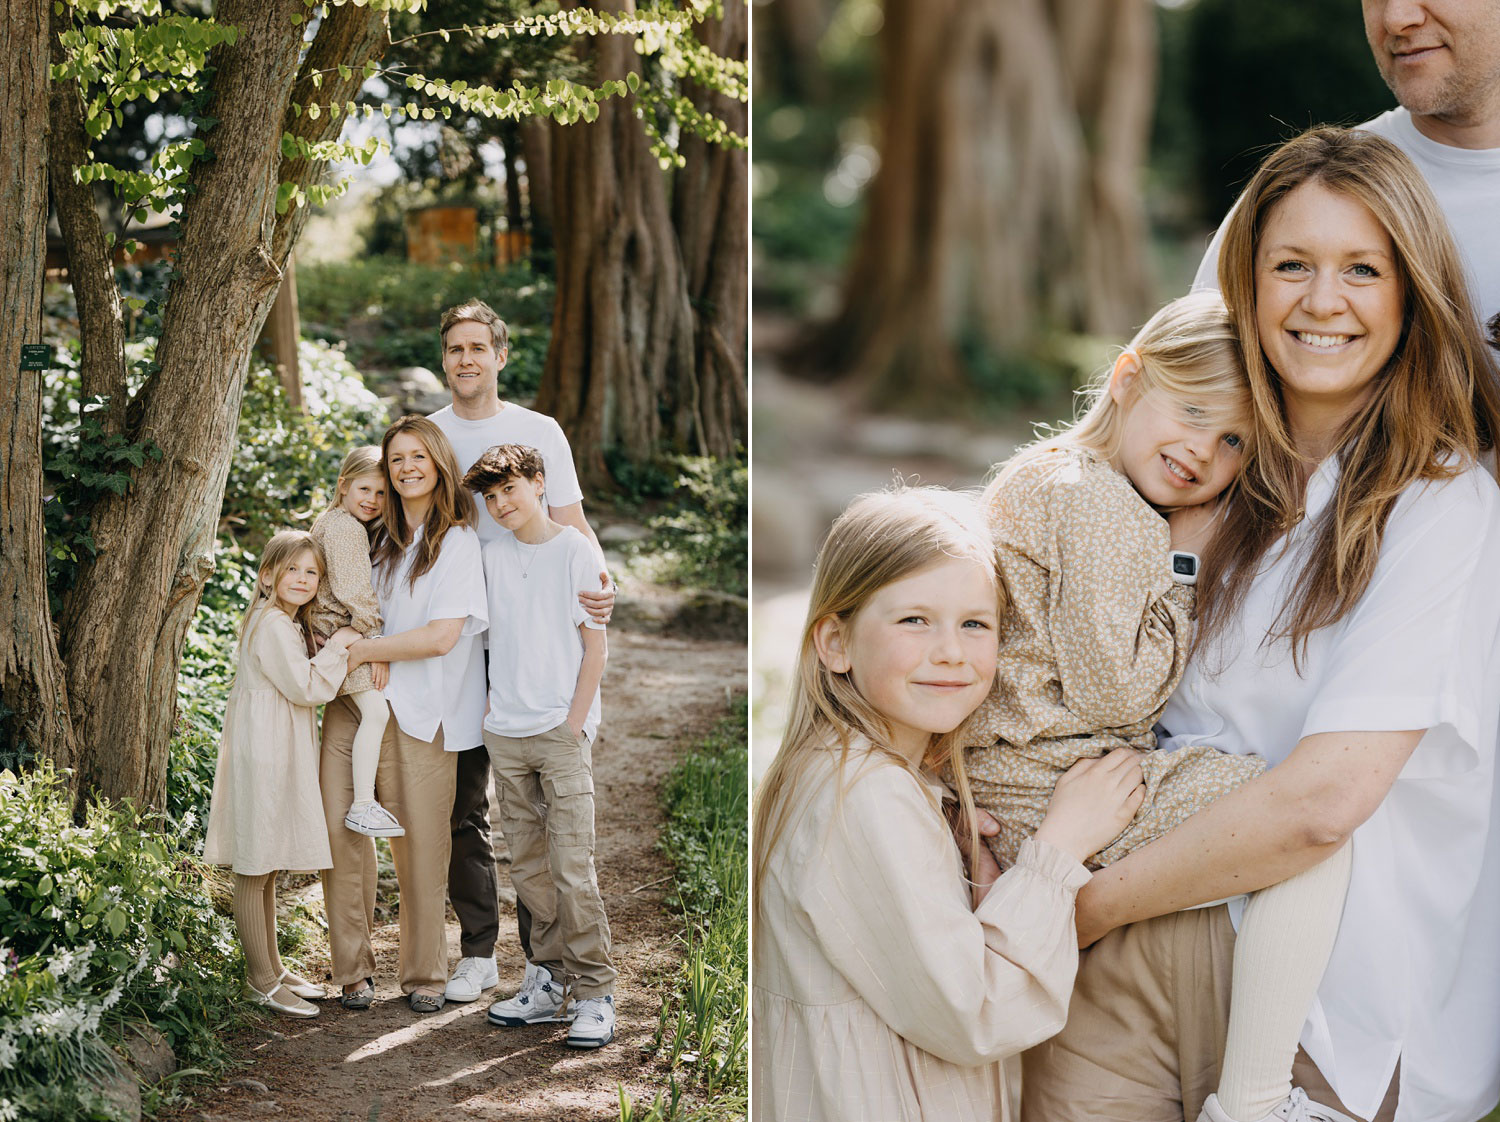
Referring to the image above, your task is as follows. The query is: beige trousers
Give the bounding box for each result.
[320,695,457,992]
[1021,905,1399,1122]
[484,723,616,997]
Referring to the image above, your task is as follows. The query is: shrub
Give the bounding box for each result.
[0,765,241,1122]
[639,456,748,598]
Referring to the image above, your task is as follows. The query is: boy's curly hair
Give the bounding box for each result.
[461,443,546,494]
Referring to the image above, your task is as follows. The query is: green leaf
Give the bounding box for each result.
[626,71,640,93]
[106,906,126,937]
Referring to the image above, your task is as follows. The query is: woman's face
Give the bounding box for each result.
[386,432,439,505]
[1254,181,1404,438]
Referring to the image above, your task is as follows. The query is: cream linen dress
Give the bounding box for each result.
[960,447,1265,868]
[753,740,1090,1122]
[203,605,349,875]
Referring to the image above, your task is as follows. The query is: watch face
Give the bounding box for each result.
[1172,553,1198,578]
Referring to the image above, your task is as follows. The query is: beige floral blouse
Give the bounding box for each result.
[308,507,382,696]
[959,446,1265,869]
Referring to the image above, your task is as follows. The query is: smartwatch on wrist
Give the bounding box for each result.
[1169,550,1199,586]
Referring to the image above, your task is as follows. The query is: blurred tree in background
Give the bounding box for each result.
[754,0,1393,412]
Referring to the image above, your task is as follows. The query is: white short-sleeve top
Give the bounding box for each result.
[376,523,489,750]
[1157,456,1500,1122]
[429,403,586,547]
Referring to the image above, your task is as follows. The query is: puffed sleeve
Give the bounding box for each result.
[1301,468,1500,777]
[322,513,382,637]
[1044,461,1194,727]
[251,610,350,707]
[795,763,1090,1066]
[426,526,489,637]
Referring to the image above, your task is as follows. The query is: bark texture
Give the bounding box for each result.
[672,0,748,457]
[807,0,1156,404]
[0,0,78,772]
[48,1,128,433]
[54,0,390,808]
[537,0,747,483]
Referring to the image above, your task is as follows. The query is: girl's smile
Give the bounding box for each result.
[817,556,999,764]
[340,475,386,523]
[274,549,321,608]
[1108,374,1247,511]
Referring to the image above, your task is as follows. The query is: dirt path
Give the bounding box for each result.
[170,603,745,1122]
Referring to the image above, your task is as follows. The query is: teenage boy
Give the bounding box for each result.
[461,443,618,1049]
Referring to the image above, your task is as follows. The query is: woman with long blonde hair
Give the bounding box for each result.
[318,415,489,1014]
[1023,127,1500,1122]
[752,486,1146,1121]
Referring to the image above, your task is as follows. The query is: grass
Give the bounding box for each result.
[619,702,748,1122]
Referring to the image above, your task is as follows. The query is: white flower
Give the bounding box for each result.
[0,1095,21,1121]
[0,1034,18,1071]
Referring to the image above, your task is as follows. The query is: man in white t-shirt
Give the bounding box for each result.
[427,298,615,1005]
[1195,1,1500,330]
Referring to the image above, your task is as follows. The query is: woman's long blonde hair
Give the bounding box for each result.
[993,290,1252,494]
[370,416,476,592]
[751,486,1004,920]
[241,530,325,650]
[1199,126,1500,663]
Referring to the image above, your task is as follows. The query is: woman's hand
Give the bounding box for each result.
[1033,750,1145,865]
[947,804,1005,908]
[1168,501,1222,554]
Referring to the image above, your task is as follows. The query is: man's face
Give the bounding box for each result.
[442,319,506,405]
[1363,0,1500,125]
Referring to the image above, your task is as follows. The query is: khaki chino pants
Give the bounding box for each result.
[1021,905,1398,1122]
[320,695,457,993]
[484,723,617,997]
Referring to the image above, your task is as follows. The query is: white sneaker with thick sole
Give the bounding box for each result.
[444,955,499,1002]
[344,800,406,837]
[487,963,574,1025]
[565,994,615,1049]
[1198,1089,1359,1122]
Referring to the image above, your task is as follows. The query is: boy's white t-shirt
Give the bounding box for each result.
[481,525,605,742]
[377,523,489,750]
[429,403,586,547]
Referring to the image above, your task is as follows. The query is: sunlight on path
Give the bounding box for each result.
[344,997,492,1062]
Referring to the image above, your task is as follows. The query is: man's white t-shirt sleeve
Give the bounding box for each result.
[570,535,606,631]
[538,417,585,508]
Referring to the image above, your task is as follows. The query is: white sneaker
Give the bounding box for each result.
[344,800,405,837]
[487,963,574,1025]
[1198,1089,1359,1122]
[444,955,499,1002]
[564,994,615,1049]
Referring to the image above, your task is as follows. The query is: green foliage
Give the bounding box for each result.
[637,456,747,598]
[0,764,242,1121]
[223,339,389,543]
[296,257,553,393]
[622,704,748,1121]
[1181,0,1392,220]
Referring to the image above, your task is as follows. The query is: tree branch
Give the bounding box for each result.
[48,2,128,433]
[271,3,389,263]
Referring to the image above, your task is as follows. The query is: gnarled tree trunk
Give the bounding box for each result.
[806,0,1156,405]
[0,0,78,774]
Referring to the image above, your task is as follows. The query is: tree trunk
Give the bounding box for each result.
[0,0,79,776]
[520,117,553,268]
[535,0,696,489]
[48,1,127,434]
[499,119,524,237]
[805,0,1155,405]
[671,0,748,457]
[54,0,388,808]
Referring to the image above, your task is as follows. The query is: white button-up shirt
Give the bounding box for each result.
[1158,456,1500,1122]
[377,523,488,750]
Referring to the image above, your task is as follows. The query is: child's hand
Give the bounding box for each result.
[371,662,389,690]
[1033,750,1146,865]
[330,627,363,651]
[947,804,1004,908]
[1168,501,1222,554]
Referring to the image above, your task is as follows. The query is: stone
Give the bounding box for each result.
[228,1078,270,1095]
[124,1022,177,1084]
[248,1102,283,1115]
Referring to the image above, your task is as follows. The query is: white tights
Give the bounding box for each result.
[346,689,390,807]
